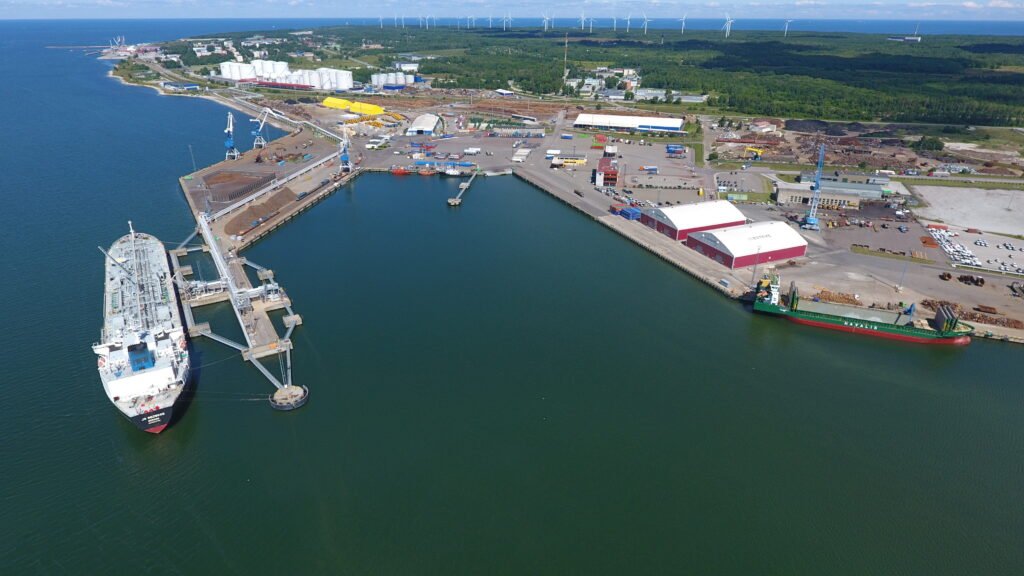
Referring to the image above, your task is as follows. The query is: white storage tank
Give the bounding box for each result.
[405,74,415,84]
[238,63,256,80]
[272,60,289,79]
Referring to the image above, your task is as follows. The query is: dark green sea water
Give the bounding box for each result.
[2,20,1023,575]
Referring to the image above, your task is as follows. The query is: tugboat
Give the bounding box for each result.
[418,167,438,176]
[390,165,412,175]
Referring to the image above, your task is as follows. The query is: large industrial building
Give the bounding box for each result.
[774,181,862,210]
[405,114,441,136]
[686,221,808,269]
[573,113,684,134]
[640,200,747,241]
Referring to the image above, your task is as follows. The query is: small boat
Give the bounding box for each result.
[418,168,437,176]
[390,166,412,175]
[444,168,463,177]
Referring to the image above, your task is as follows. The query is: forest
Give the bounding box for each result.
[206,26,1024,126]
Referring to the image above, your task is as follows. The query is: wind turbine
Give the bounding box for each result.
[469,16,475,28]
[784,19,793,37]
[401,15,406,28]
[488,15,493,29]
[625,13,632,33]
[379,16,383,29]
[589,18,595,33]
[542,13,550,32]
[579,10,586,31]
[642,13,651,35]
[613,16,617,32]
[393,15,398,27]
[679,14,687,35]
[722,14,735,38]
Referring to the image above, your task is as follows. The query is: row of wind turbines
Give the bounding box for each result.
[375,14,798,38]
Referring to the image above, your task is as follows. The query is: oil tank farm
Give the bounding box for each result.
[686,221,808,268]
[640,200,746,241]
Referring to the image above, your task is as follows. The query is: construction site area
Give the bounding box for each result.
[710,119,1024,178]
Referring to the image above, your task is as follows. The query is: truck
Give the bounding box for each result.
[544,149,561,159]
[463,147,481,156]
[560,133,574,140]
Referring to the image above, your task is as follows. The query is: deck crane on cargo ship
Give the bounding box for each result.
[250,109,269,150]
[224,112,240,161]
[802,143,825,231]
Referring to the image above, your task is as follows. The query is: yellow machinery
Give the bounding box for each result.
[745,146,764,160]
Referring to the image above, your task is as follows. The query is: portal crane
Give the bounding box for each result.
[337,126,353,174]
[802,143,825,231]
[250,108,270,149]
[224,112,240,161]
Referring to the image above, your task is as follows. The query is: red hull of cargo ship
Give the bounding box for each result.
[787,316,971,346]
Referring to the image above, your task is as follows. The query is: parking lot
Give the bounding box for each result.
[932,228,1024,275]
[715,170,768,198]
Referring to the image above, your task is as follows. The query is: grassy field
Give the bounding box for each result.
[715,161,827,172]
[898,177,1024,191]
[850,245,934,264]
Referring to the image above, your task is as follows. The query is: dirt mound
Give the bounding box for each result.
[202,170,275,203]
[223,187,296,236]
[785,119,829,133]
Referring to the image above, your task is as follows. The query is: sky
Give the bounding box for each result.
[1,0,1024,21]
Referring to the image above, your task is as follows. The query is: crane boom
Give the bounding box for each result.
[224,112,239,160]
[802,143,825,230]
[250,108,269,149]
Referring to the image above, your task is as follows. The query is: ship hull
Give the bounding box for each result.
[128,405,175,434]
[785,315,971,346]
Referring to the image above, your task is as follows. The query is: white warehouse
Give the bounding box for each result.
[574,113,685,133]
[406,114,441,136]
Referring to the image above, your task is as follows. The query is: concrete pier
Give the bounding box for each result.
[447,171,478,206]
[170,121,359,405]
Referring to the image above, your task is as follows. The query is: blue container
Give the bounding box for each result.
[620,208,641,220]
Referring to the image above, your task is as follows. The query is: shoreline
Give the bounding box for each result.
[108,65,1024,347]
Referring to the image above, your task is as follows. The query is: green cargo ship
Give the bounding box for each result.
[753,273,973,346]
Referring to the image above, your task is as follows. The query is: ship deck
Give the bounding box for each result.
[797,300,913,326]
